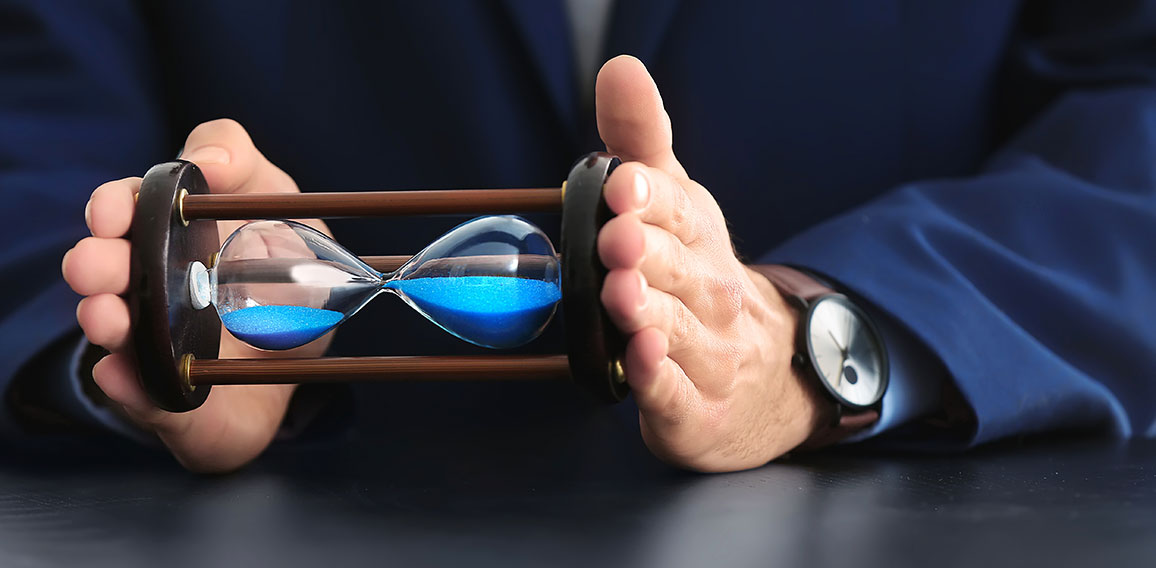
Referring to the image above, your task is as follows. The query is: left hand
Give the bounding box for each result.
[595,55,831,472]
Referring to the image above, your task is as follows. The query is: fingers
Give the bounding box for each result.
[94,354,297,474]
[596,55,687,179]
[62,237,131,296]
[603,162,712,247]
[601,268,706,359]
[180,118,252,192]
[76,294,130,351]
[180,118,298,195]
[599,214,698,298]
[86,178,139,238]
[624,327,701,430]
[92,353,190,434]
[597,213,646,269]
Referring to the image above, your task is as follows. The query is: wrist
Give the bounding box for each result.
[744,265,834,452]
[748,264,882,449]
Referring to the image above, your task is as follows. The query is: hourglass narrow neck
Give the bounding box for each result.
[376,267,399,286]
[377,254,563,349]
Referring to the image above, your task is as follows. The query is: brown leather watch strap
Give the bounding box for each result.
[802,408,880,449]
[753,264,834,301]
[752,264,881,447]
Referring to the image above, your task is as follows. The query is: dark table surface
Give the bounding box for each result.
[1,381,1153,568]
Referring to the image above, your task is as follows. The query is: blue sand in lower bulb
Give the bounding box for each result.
[385,276,561,348]
[220,305,344,350]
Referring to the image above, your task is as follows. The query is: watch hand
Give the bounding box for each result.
[826,329,847,388]
[841,309,854,354]
[827,329,848,354]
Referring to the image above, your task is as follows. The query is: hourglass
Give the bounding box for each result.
[129,153,626,412]
[207,215,561,351]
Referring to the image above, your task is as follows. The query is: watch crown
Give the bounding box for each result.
[791,353,807,369]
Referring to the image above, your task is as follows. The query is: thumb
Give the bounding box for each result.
[596,55,687,179]
[179,118,298,195]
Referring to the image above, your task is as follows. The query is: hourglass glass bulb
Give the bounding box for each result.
[208,216,561,351]
[211,220,380,350]
[385,215,561,348]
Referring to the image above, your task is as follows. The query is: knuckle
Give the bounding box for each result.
[668,204,686,236]
[695,222,725,251]
[214,117,244,131]
[187,118,255,151]
[92,176,138,196]
[716,276,746,322]
[718,338,744,369]
[198,117,245,136]
[712,345,744,397]
[716,344,744,384]
[669,189,693,235]
[695,275,745,326]
[668,298,694,347]
[666,240,692,289]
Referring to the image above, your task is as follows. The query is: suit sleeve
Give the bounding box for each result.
[0,0,167,440]
[764,0,1156,445]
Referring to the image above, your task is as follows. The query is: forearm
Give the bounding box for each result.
[762,88,1156,445]
[0,0,167,440]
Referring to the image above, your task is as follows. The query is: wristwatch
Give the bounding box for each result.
[755,265,889,446]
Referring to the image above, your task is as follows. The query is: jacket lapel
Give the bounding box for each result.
[499,0,683,144]
[603,0,683,68]
[499,0,578,133]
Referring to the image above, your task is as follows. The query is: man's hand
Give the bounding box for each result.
[595,56,831,472]
[62,119,327,473]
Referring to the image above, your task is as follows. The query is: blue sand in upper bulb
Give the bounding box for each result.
[220,305,344,350]
[385,276,561,347]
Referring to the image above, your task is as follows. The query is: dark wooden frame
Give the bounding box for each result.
[182,188,561,220]
[129,153,627,412]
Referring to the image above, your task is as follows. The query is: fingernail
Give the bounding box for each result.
[84,199,92,227]
[633,171,650,209]
[182,145,230,165]
[61,248,73,274]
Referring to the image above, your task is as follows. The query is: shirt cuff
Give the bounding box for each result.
[840,297,946,443]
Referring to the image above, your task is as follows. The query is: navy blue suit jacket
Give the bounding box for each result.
[1,1,1154,446]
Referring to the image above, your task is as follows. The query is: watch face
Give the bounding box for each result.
[804,295,888,408]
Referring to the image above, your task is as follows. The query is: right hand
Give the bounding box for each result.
[62,119,330,473]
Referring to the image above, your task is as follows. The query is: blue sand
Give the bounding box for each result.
[220,305,344,350]
[385,276,561,348]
